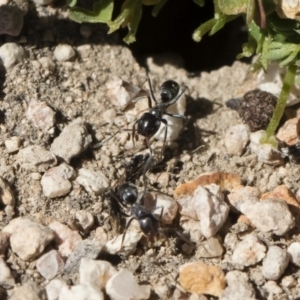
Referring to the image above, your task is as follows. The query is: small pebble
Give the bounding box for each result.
[0,43,26,69]
[76,168,109,195]
[0,257,15,288]
[54,44,75,62]
[106,269,151,300]
[232,234,266,267]
[177,184,229,238]
[227,186,260,212]
[39,57,56,72]
[12,282,46,300]
[263,281,283,295]
[27,100,55,132]
[0,4,26,36]
[79,258,117,290]
[17,145,57,172]
[49,221,82,257]
[276,117,300,145]
[46,279,68,300]
[63,240,102,274]
[287,242,300,266]
[180,216,203,244]
[50,118,92,163]
[243,199,295,236]
[75,210,94,233]
[36,250,64,280]
[174,171,242,199]
[281,275,296,288]
[179,261,226,297]
[224,232,238,251]
[144,193,178,225]
[41,163,74,198]
[101,108,116,124]
[106,77,141,107]
[249,130,284,165]
[5,136,22,153]
[58,284,104,300]
[196,236,223,258]
[0,176,15,206]
[3,217,55,261]
[224,124,250,156]
[262,246,289,280]
[103,231,142,256]
[219,271,256,300]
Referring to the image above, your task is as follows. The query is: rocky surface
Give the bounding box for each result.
[0,2,300,300]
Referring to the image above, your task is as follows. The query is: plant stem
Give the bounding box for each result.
[261,63,297,146]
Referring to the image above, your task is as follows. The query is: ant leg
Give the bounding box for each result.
[160,118,168,159]
[120,216,136,250]
[146,76,158,106]
[145,137,153,156]
[165,85,188,107]
[132,120,139,148]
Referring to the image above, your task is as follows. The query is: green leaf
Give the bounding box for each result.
[69,0,114,23]
[218,0,248,15]
[107,0,137,33]
[193,0,205,7]
[67,0,77,8]
[210,14,237,35]
[124,0,142,43]
[192,19,217,42]
[152,0,168,17]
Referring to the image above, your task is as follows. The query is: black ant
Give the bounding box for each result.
[132,77,188,157]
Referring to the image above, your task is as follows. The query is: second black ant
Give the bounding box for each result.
[132,77,188,157]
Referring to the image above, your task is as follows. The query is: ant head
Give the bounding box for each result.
[118,183,138,205]
[160,80,180,103]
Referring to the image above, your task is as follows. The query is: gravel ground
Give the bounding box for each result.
[1,2,300,300]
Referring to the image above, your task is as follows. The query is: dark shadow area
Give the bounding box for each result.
[0,0,250,75]
[128,0,250,72]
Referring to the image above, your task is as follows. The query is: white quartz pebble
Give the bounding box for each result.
[220,271,256,300]
[0,257,15,288]
[27,100,55,132]
[58,284,104,300]
[262,246,289,280]
[178,184,229,238]
[249,130,283,166]
[2,217,55,261]
[17,145,57,172]
[0,43,26,69]
[232,234,266,267]
[287,242,300,266]
[79,258,117,290]
[243,199,295,236]
[54,44,75,62]
[103,231,142,256]
[36,250,64,280]
[75,210,94,233]
[224,124,250,156]
[5,136,22,153]
[46,279,68,300]
[41,163,74,198]
[106,269,151,300]
[49,221,82,257]
[76,168,109,195]
[50,118,92,163]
